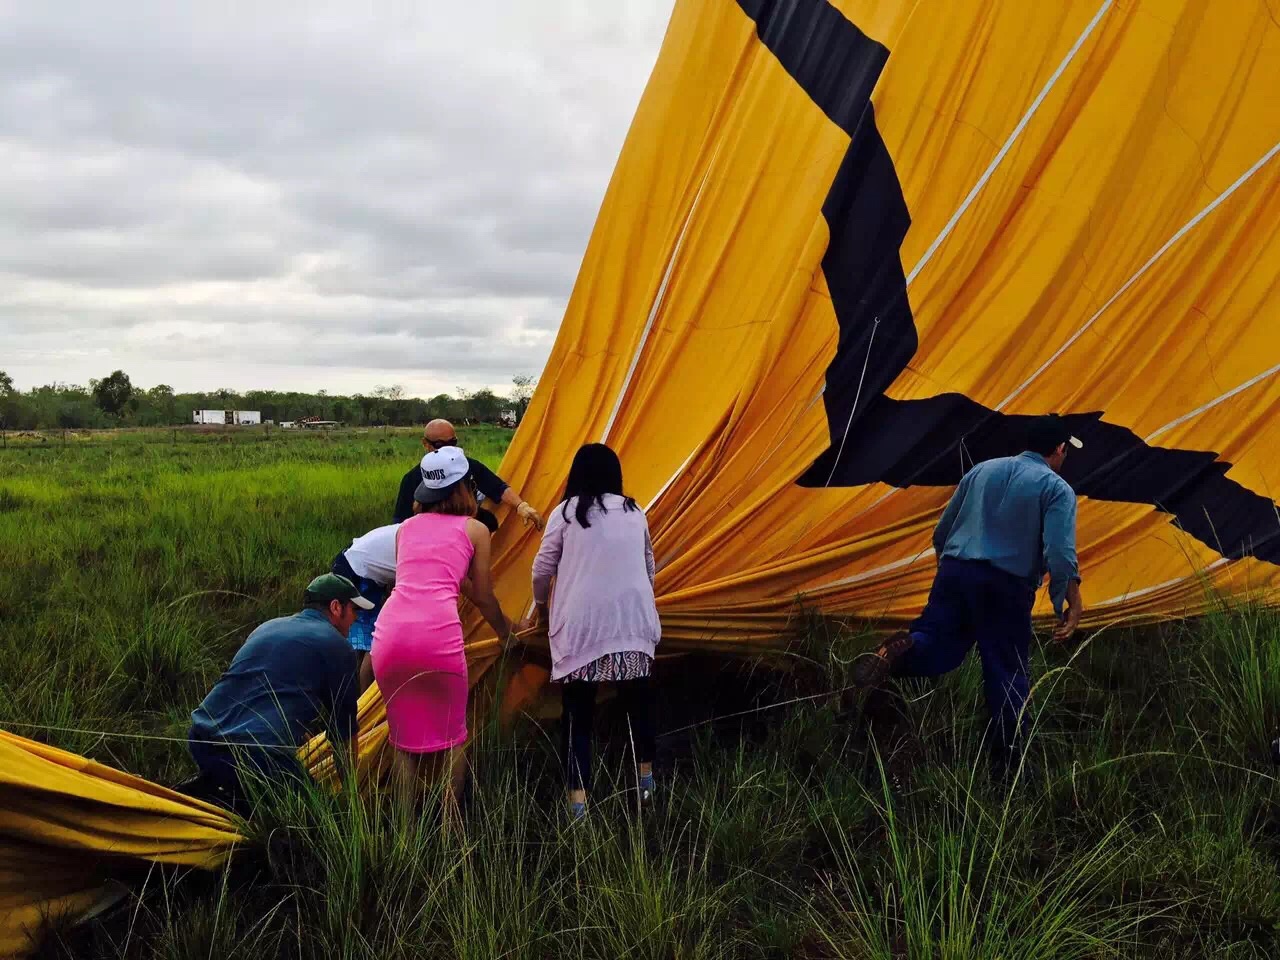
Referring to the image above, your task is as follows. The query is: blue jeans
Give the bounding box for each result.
[895,558,1036,764]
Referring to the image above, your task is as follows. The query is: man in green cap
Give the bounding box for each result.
[185,574,371,808]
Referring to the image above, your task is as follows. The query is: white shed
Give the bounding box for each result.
[192,409,261,426]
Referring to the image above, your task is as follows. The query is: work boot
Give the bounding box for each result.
[852,631,915,689]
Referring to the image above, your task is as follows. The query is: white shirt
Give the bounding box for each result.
[343,524,398,585]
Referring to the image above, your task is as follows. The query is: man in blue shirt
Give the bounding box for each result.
[186,574,370,808]
[854,415,1085,776]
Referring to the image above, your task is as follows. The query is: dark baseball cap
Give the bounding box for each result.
[304,573,374,609]
[1027,414,1083,453]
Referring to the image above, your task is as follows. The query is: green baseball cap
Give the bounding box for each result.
[304,573,375,610]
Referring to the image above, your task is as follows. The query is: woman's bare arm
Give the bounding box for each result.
[461,518,512,643]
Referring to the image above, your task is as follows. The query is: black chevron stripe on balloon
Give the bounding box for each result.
[736,0,1280,564]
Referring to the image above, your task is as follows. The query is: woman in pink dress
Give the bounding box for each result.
[372,445,515,811]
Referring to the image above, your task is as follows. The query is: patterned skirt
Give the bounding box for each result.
[559,651,653,683]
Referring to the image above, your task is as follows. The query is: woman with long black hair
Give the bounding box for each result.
[530,443,661,818]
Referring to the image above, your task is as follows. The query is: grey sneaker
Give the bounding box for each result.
[637,773,655,810]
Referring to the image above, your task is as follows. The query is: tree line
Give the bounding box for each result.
[0,370,538,431]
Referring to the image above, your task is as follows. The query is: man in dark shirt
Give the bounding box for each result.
[186,574,369,807]
[393,418,544,532]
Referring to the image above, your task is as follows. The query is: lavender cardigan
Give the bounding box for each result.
[531,494,661,679]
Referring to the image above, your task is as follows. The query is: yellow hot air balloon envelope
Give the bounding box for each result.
[5,1,1280,951]
[486,0,1280,651]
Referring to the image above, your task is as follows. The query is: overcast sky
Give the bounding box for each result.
[0,1,673,396]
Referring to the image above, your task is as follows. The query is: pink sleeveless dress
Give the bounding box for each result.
[371,513,474,753]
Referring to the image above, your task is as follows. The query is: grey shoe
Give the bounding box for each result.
[637,773,655,810]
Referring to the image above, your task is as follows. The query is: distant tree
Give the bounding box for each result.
[92,370,134,417]
[30,382,104,429]
[355,393,379,425]
[510,374,537,424]
[453,387,473,424]
[464,388,503,424]
[1,377,543,430]
[123,384,164,426]
[244,390,281,423]
[374,384,408,425]
[404,397,429,425]
[0,370,28,429]
[424,393,458,422]
[146,384,176,424]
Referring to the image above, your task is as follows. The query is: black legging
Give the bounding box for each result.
[561,678,654,792]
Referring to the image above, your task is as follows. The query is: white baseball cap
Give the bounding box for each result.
[415,446,470,504]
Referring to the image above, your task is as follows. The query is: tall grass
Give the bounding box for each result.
[6,428,1280,958]
[0,426,509,773]
[1190,604,1280,759]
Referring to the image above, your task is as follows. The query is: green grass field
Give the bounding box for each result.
[3,428,1280,959]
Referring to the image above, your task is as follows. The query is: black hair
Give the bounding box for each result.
[560,443,637,528]
[1026,414,1071,457]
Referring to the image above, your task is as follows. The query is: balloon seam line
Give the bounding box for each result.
[601,154,719,443]
[823,316,880,486]
[996,137,1280,411]
[904,0,1115,288]
[1144,361,1280,443]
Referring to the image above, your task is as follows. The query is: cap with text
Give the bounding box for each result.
[414,445,470,504]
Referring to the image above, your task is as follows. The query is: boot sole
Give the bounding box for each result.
[852,652,891,688]
[852,633,913,689]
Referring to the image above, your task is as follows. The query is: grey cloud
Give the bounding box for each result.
[0,1,672,391]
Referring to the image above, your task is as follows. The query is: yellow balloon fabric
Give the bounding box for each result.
[485,0,1280,645]
[0,731,243,955]
[4,0,1280,951]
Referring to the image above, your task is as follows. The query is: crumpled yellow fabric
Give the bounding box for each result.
[0,731,242,955]
[6,0,1280,951]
